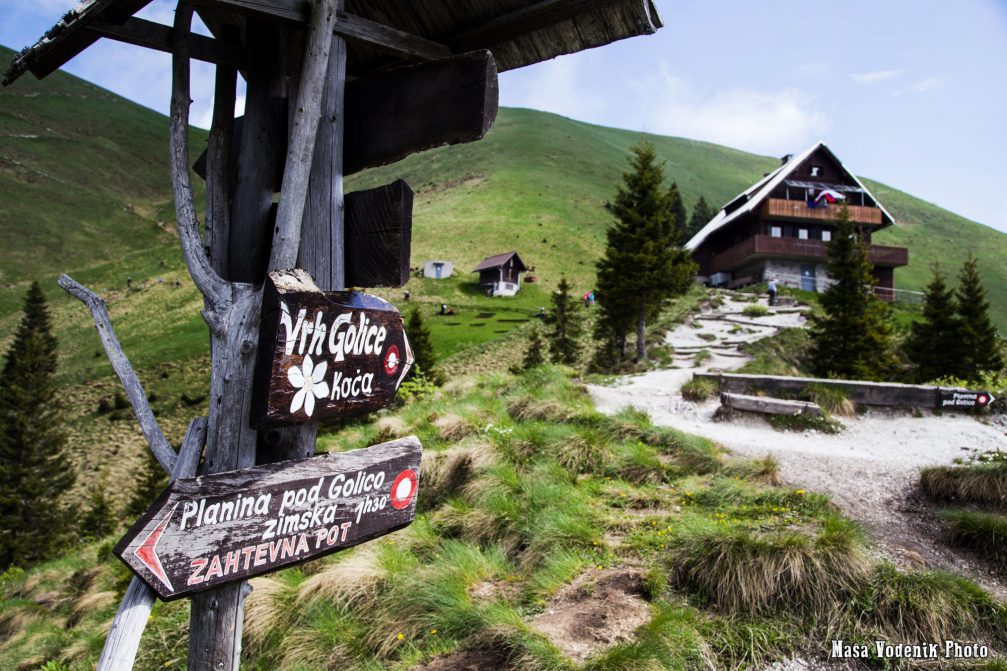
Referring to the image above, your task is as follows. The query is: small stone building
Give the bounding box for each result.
[423,260,454,279]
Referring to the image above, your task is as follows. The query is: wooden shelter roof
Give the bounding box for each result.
[3,0,661,86]
[473,251,526,272]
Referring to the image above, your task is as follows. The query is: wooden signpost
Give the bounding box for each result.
[4,0,660,667]
[116,437,421,600]
[251,268,414,427]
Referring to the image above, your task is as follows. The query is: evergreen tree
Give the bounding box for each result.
[406,306,440,384]
[668,182,688,238]
[955,253,1004,379]
[595,142,696,363]
[127,448,168,519]
[547,276,582,365]
[809,206,897,380]
[905,264,966,382]
[686,196,717,241]
[0,282,74,569]
[522,326,546,370]
[81,482,115,540]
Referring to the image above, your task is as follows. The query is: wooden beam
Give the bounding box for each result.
[345,180,413,288]
[452,0,611,51]
[195,0,451,61]
[720,392,823,417]
[84,16,245,68]
[696,373,941,409]
[194,49,498,180]
[343,49,498,173]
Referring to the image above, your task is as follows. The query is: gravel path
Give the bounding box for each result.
[588,294,1007,598]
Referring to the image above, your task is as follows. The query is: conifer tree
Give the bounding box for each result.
[595,143,696,363]
[523,326,546,370]
[406,306,440,384]
[809,206,897,380]
[82,482,115,540]
[0,282,74,569]
[686,196,717,241]
[905,264,966,382]
[547,276,581,365]
[955,253,1004,379]
[668,182,688,238]
[128,448,168,519]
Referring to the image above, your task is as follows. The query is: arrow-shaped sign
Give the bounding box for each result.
[938,389,997,410]
[115,437,421,601]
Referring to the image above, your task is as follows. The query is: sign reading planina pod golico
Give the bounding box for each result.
[114,437,422,600]
[251,269,413,428]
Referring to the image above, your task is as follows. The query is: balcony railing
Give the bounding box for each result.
[763,198,883,225]
[710,235,908,272]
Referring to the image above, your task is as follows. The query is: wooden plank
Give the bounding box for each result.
[114,437,422,600]
[698,373,940,408]
[250,270,414,429]
[97,417,207,671]
[345,180,413,288]
[193,49,498,183]
[195,0,452,60]
[226,19,285,283]
[343,49,498,174]
[84,16,245,68]
[720,392,822,417]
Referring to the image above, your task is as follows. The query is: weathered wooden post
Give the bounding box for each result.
[3,0,662,667]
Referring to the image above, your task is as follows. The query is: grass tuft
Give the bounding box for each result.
[940,509,1007,570]
[672,516,871,615]
[682,377,718,402]
[921,462,1007,508]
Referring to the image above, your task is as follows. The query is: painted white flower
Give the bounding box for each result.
[287,355,329,417]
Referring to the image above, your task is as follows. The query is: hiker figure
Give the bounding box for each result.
[767,277,778,306]
[589,291,595,306]
[583,292,591,308]
[404,290,410,302]
[440,303,448,315]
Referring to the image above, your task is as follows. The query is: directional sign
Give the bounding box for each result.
[939,389,996,410]
[250,269,413,429]
[114,436,422,601]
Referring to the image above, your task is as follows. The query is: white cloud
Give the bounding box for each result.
[640,69,829,155]
[850,69,904,84]
[907,77,944,93]
[499,55,607,123]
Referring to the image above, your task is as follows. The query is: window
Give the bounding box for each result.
[810,165,821,177]
[770,226,782,238]
[798,229,809,240]
[822,230,832,242]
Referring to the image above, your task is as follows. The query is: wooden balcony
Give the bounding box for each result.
[710,235,908,273]
[763,198,883,226]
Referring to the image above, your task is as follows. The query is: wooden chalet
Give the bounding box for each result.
[473,251,526,296]
[686,142,908,299]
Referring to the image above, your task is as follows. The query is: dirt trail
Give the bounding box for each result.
[588,293,1007,598]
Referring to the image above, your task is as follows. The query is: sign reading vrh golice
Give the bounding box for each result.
[115,437,421,600]
[251,269,413,428]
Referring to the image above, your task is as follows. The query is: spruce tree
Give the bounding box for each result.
[547,276,582,365]
[0,282,74,569]
[905,264,966,382]
[523,326,546,370]
[668,182,688,238]
[809,206,897,380]
[955,253,1004,379]
[595,142,696,363]
[128,448,168,519]
[686,196,717,241]
[406,306,440,384]
[82,482,115,540]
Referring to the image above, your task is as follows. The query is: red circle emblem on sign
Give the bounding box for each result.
[384,345,401,376]
[390,469,418,510]
[978,394,989,406]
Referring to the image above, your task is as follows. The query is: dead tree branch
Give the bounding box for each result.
[268,0,340,271]
[171,1,229,312]
[57,274,177,473]
[96,417,207,671]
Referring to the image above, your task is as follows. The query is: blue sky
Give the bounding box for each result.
[3,0,1006,232]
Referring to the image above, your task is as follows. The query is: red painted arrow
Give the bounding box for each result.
[134,504,176,593]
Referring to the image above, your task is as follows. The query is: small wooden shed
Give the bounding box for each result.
[473,251,526,296]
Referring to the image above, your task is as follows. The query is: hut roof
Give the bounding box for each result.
[4,0,661,86]
[473,251,526,272]
[685,141,896,252]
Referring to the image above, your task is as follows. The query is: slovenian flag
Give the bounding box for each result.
[814,189,844,205]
